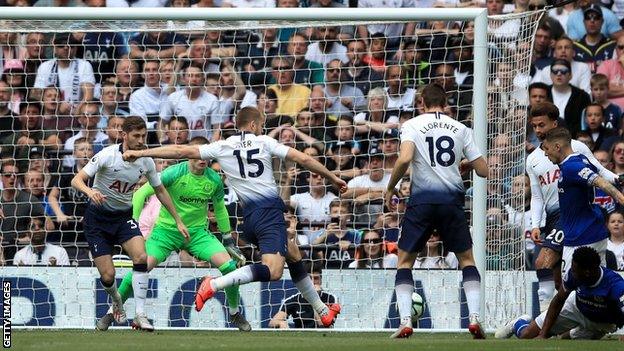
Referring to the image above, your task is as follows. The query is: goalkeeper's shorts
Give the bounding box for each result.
[147,225,226,263]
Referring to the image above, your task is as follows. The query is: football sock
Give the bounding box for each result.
[218,260,240,315]
[513,318,530,338]
[132,263,149,315]
[462,265,481,318]
[536,269,555,311]
[288,260,328,315]
[395,268,414,326]
[118,271,134,303]
[212,264,270,291]
[101,277,122,305]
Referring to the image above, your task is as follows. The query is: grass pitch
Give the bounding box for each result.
[9,330,622,351]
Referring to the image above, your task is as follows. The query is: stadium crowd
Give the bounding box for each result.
[0,0,623,274]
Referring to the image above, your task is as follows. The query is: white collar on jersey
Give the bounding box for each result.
[588,267,604,288]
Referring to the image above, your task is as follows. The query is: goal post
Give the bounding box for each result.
[0,7,541,331]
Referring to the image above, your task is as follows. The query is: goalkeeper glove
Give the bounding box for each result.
[222,233,246,266]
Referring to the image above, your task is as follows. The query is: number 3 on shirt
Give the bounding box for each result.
[234,148,264,178]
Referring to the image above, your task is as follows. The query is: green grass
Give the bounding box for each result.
[8,330,622,351]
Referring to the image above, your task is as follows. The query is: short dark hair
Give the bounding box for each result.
[189,136,209,145]
[543,126,571,145]
[528,82,550,94]
[586,103,603,115]
[529,102,560,121]
[572,246,601,269]
[1,160,17,174]
[421,83,447,108]
[19,101,41,114]
[169,116,189,128]
[235,107,262,129]
[122,116,147,133]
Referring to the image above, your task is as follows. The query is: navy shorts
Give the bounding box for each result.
[540,211,564,253]
[242,207,288,256]
[399,203,472,254]
[83,204,142,258]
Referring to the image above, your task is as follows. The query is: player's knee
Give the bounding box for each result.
[132,252,148,265]
[100,270,116,285]
[268,264,284,280]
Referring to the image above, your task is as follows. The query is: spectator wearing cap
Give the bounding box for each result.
[532,37,592,94]
[573,4,617,71]
[2,59,26,115]
[548,58,591,136]
[343,147,397,228]
[62,100,107,169]
[567,0,623,41]
[342,39,384,97]
[12,217,69,266]
[322,59,366,118]
[328,141,360,182]
[379,128,399,169]
[305,26,349,68]
[269,57,311,117]
[596,35,624,109]
[33,33,95,105]
[354,87,400,139]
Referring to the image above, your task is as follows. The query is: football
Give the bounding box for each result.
[411,292,425,323]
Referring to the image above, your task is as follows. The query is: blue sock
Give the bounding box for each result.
[513,318,529,338]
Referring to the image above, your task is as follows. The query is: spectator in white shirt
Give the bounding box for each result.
[33,33,96,105]
[384,64,416,111]
[305,26,349,67]
[160,64,220,140]
[13,217,70,266]
[63,101,108,168]
[531,37,592,94]
[607,210,624,270]
[129,59,169,129]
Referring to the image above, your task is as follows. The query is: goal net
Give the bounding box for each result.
[0,8,541,331]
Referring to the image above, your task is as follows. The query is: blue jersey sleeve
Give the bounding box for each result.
[563,159,599,186]
[562,269,577,292]
[610,280,624,315]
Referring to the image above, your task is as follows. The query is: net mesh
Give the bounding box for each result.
[0,10,541,330]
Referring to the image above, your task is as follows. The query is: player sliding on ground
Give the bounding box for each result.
[72,116,189,331]
[97,136,251,332]
[123,107,347,327]
[496,246,624,339]
[384,84,489,339]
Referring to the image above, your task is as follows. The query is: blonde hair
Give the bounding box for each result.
[367,87,388,111]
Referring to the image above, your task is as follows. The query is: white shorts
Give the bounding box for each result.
[561,239,607,278]
[534,291,616,339]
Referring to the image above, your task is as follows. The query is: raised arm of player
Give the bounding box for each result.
[123,145,202,162]
[153,184,190,240]
[384,141,414,211]
[593,176,624,205]
[132,183,156,220]
[71,169,106,206]
[285,148,347,194]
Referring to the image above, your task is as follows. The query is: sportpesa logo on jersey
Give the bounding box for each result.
[179,196,207,204]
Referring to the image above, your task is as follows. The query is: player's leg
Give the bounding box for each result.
[93,254,126,324]
[535,220,564,311]
[527,291,583,339]
[285,236,340,327]
[390,204,432,339]
[121,234,153,331]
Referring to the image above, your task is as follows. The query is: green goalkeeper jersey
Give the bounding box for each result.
[132,161,231,232]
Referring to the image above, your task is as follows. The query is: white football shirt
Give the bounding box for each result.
[198,132,290,209]
[82,144,161,212]
[160,90,220,139]
[526,139,618,229]
[400,112,482,205]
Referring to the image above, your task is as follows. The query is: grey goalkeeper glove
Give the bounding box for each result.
[222,233,246,266]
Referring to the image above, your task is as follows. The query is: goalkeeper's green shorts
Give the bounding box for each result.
[146,225,226,263]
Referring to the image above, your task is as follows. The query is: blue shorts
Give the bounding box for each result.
[540,211,564,253]
[83,204,142,258]
[399,203,472,254]
[241,207,287,256]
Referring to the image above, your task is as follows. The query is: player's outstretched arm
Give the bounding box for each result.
[385,141,414,211]
[123,145,202,162]
[132,183,156,221]
[285,148,347,193]
[536,287,570,338]
[71,170,106,206]
[469,157,488,178]
[153,184,190,240]
[594,176,624,205]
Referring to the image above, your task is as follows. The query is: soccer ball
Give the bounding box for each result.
[411,292,424,323]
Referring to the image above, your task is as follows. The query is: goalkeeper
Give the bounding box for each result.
[96,137,250,332]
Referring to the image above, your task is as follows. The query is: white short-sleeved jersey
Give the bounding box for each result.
[160,90,220,139]
[526,139,618,229]
[199,132,289,210]
[400,112,482,205]
[82,144,161,212]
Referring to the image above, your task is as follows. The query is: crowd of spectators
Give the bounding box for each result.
[0,0,623,272]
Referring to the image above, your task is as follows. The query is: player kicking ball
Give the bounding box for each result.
[496,246,624,340]
[72,116,189,331]
[97,136,251,332]
[123,107,347,327]
[384,84,489,339]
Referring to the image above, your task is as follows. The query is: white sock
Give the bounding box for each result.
[538,280,555,311]
[395,283,414,326]
[212,265,254,291]
[132,271,149,315]
[295,277,328,315]
[463,280,481,317]
[103,280,122,304]
[229,306,240,316]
